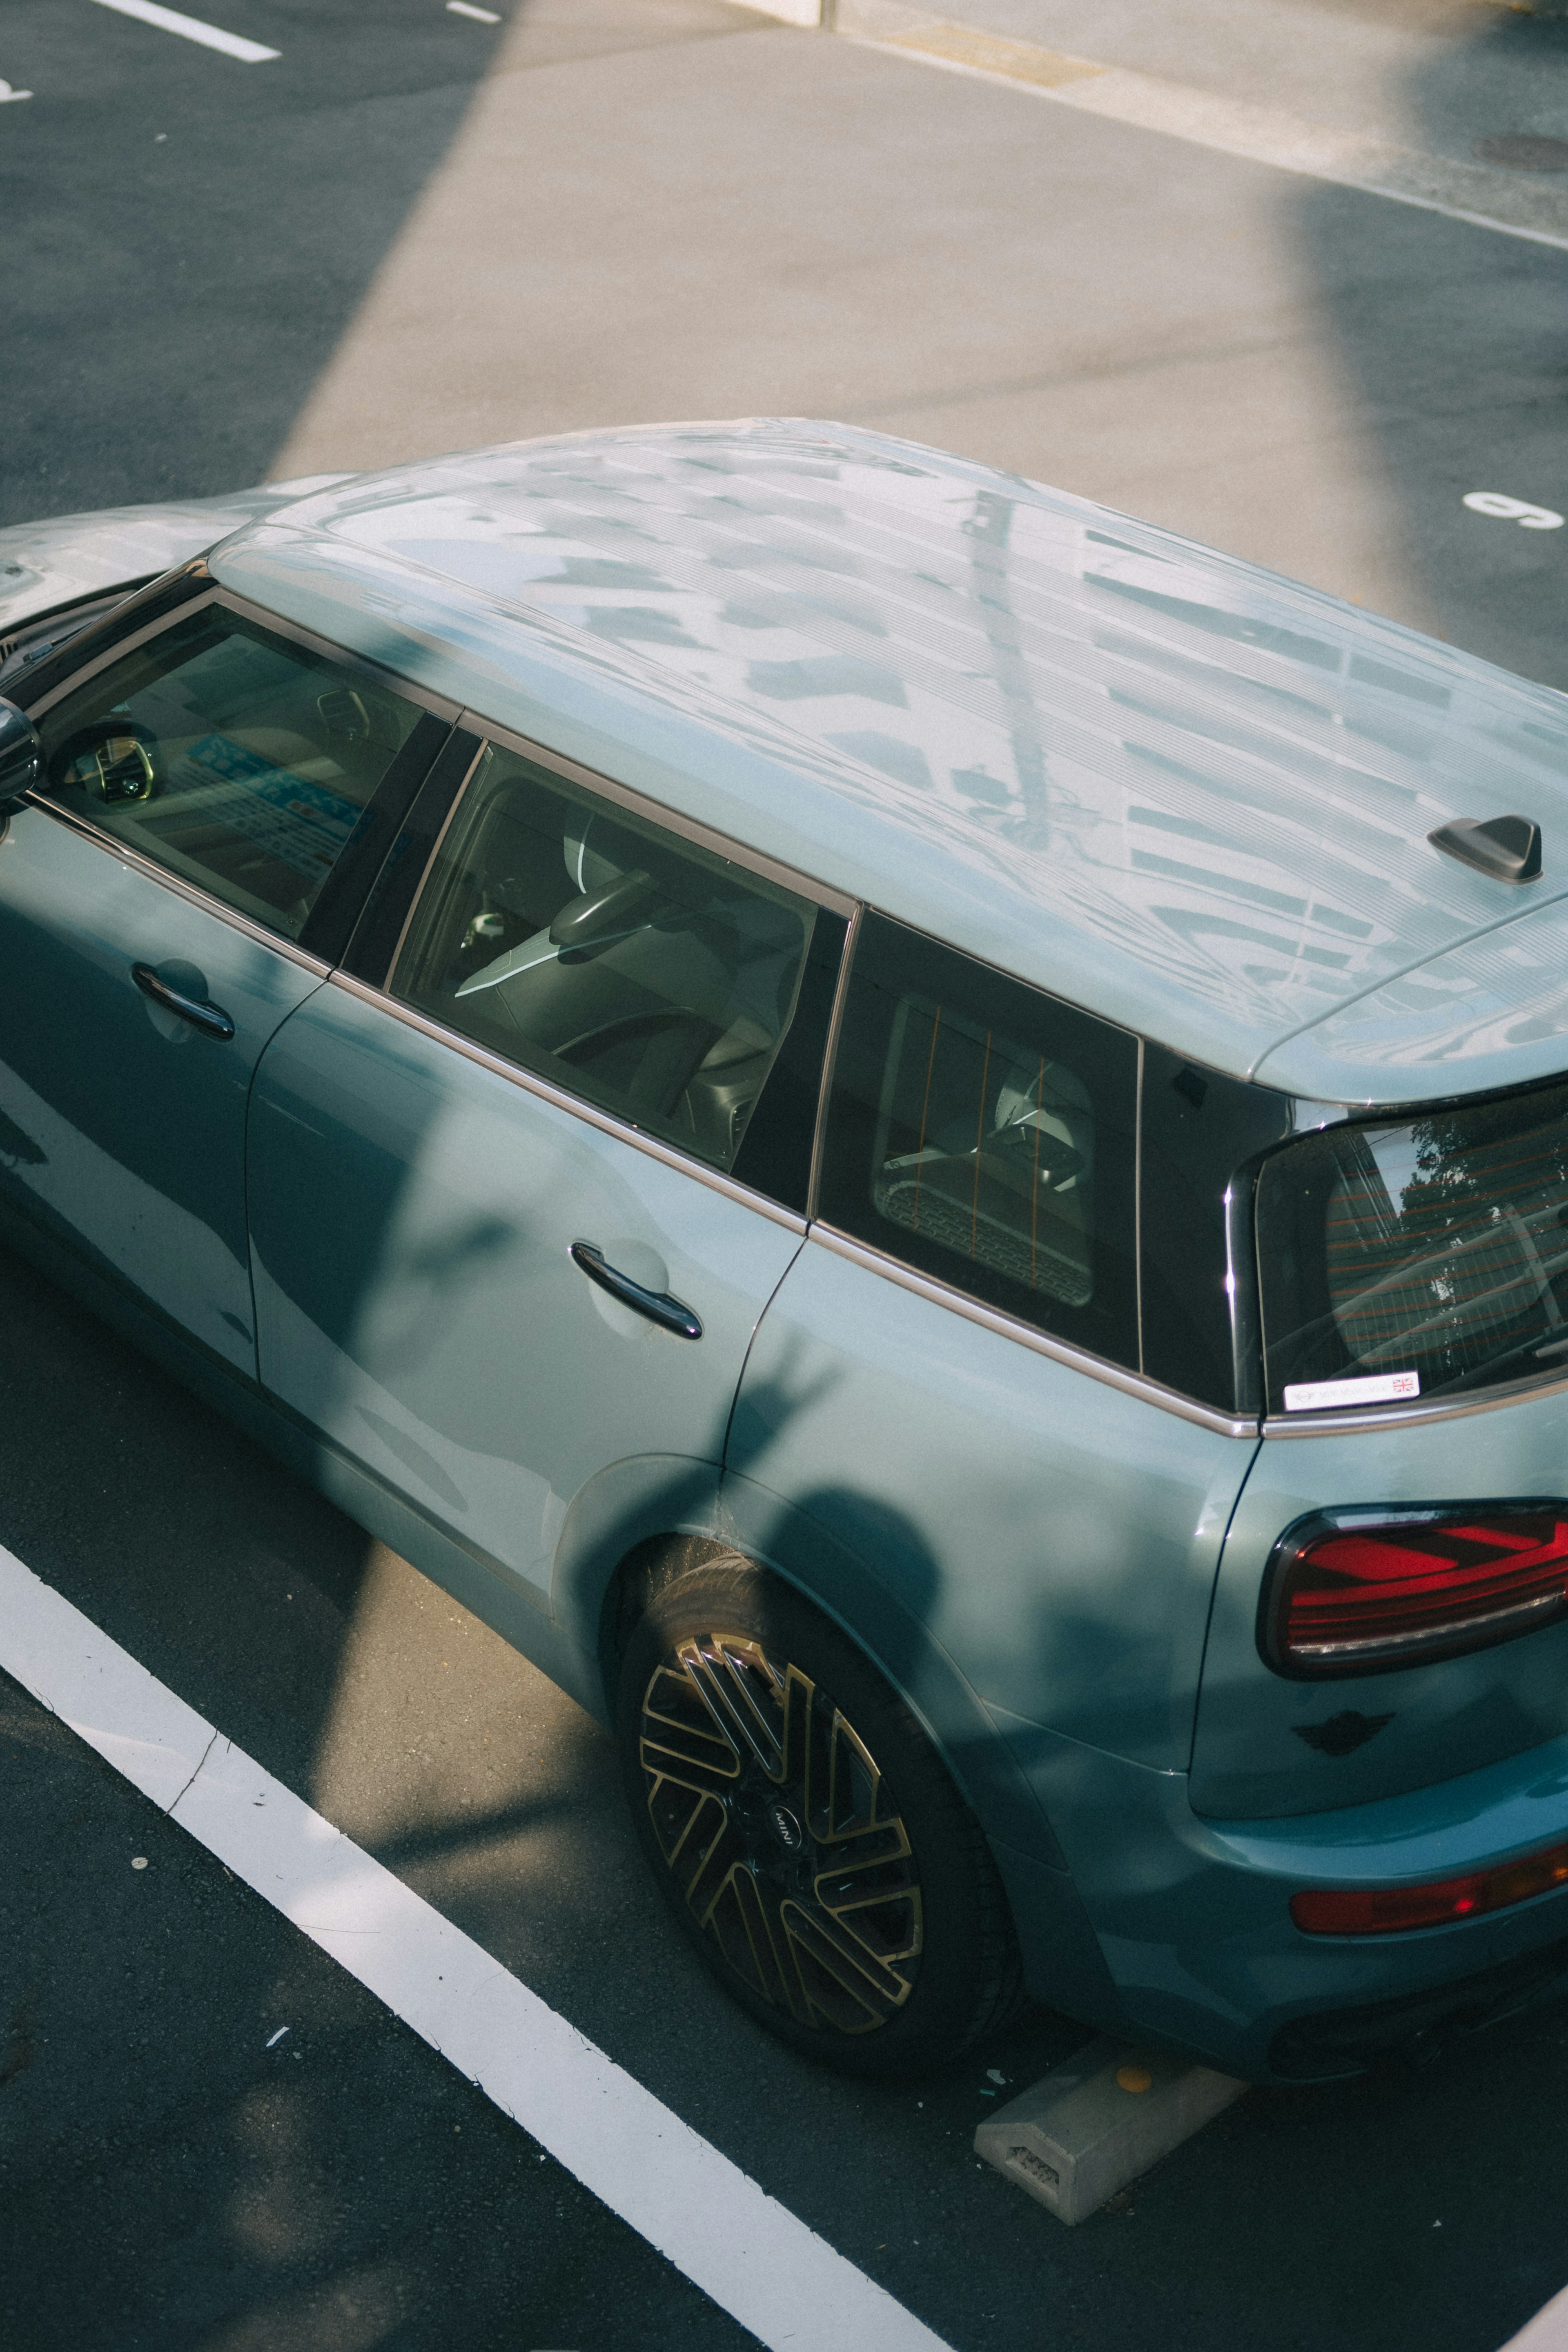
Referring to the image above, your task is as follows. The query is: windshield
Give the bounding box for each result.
[1257,1080,1568,1413]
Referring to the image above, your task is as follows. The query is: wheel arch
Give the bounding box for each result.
[550,1453,731,1728]
[552,1454,1067,1871]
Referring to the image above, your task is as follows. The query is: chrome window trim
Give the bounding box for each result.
[805,900,862,1224]
[19,585,461,968]
[809,1222,1259,1438]
[1133,1034,1145,1378]
[22,584,223,719]
[0,578,157,683]
[16,794,333,979]
[213,587,461,723]
[456,709,859,920]
[381,731,489,986]
[1262,1363,1568,1437]
[324,968,811,1236]
[23,582,461,726]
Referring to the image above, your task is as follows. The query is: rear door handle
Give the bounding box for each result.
[569,1241,703,1340]
[131,962,236,1041]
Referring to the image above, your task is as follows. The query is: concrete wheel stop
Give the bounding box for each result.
[974,2038,1248,2224]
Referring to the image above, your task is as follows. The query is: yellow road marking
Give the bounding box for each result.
[882,24,1105,89]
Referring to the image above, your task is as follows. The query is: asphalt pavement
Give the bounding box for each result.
[9,1226,1568,2352]
[5,3,1568,2349]
[5,0,1568,684]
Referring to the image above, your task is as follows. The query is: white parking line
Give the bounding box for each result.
[87,0,279,63]
[1503,2280,1568,2352]
[446,2,501,20]
[0,1544,953,2352]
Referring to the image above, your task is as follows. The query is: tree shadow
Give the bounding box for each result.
[0,0,763,529]
[1288,5,1568,687]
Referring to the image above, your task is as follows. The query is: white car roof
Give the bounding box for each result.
[206,420,1568,1106]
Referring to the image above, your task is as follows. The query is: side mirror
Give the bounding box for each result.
[0,698,42,811]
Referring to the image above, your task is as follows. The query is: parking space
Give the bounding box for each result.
[7,2,1568,2347]
[6,1231,1568,2352]
[0,0,753,523]
[0,1666,760,2352]
[4,0,1568,684]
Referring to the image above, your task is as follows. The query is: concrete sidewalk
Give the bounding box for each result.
[269,0,1568,688]
[830,0,1568,162]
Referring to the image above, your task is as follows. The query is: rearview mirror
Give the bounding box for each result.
[0,698,42,810]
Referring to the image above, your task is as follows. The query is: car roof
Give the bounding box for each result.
[209,420,1568,1106]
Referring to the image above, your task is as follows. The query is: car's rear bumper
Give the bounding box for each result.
[988,1704,1568,2080]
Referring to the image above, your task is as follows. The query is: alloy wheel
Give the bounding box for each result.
[638,1631,923,2035]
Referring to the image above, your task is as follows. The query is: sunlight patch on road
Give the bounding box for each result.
[0,1541,953,2352]
[862,21,1568,254]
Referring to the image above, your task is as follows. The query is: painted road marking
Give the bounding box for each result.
[1503,2278,1568,2350]
[87,0,280,63]
[0,1544,953,2352]
[858,22,1568,255]
[1464,491,1566,531]
[447,2,501,19]
[0,79,33,101]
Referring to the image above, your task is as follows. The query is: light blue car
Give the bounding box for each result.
[7,421,1568,2084]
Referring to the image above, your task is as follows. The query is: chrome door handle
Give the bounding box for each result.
[569,1241,703,1340]
[131,963,236,1041]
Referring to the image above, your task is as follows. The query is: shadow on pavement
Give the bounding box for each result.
[0,0,761,529]
[1289,6,1568,687]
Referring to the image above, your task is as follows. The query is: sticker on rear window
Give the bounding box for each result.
[1283,1370,1421,1412]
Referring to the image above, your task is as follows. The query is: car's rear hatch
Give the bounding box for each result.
[1194,1388,1568,1817]
[1196,927,1568,1816]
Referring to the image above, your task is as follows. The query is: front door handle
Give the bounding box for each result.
[131,962,236,1041]
[569,1241,703,1340]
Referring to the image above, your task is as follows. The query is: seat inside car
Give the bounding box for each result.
[441,790,807,1165]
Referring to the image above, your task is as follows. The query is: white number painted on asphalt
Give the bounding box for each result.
[0,80,34,102]
[88,0,279,64]
[447,2,501,18]
[1463,491,1565,531]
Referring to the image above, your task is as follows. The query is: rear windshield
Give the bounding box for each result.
[1257,1081,1568,1413]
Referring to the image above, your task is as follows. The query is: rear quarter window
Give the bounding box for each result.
[1258,1079,1568,1412]
[1139,1046,1292,1412]
[817,913,1139,1369]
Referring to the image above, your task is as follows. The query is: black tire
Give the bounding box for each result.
[616,1554,1026,2078]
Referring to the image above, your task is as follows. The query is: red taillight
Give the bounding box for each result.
[1259,1502,1568,1677]
[1293,1840,1568,1935]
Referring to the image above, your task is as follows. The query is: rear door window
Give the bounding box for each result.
[816,913,1140,1369]
[37,605,427,943]
[1257,1080,1568,1411]
[388,741,834,1196]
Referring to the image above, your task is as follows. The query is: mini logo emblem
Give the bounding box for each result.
[767,1801,804,1853]
[1292,1710,1394,1757]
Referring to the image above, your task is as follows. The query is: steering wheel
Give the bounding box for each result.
[50,721,160,807]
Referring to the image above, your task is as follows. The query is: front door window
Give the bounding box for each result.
[38,606,425,942]
[389,742,821,1177]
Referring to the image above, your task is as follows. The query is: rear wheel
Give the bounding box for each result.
[616,1556,1025,2077]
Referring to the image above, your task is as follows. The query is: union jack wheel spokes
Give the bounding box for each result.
[639,1633,923,2035]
